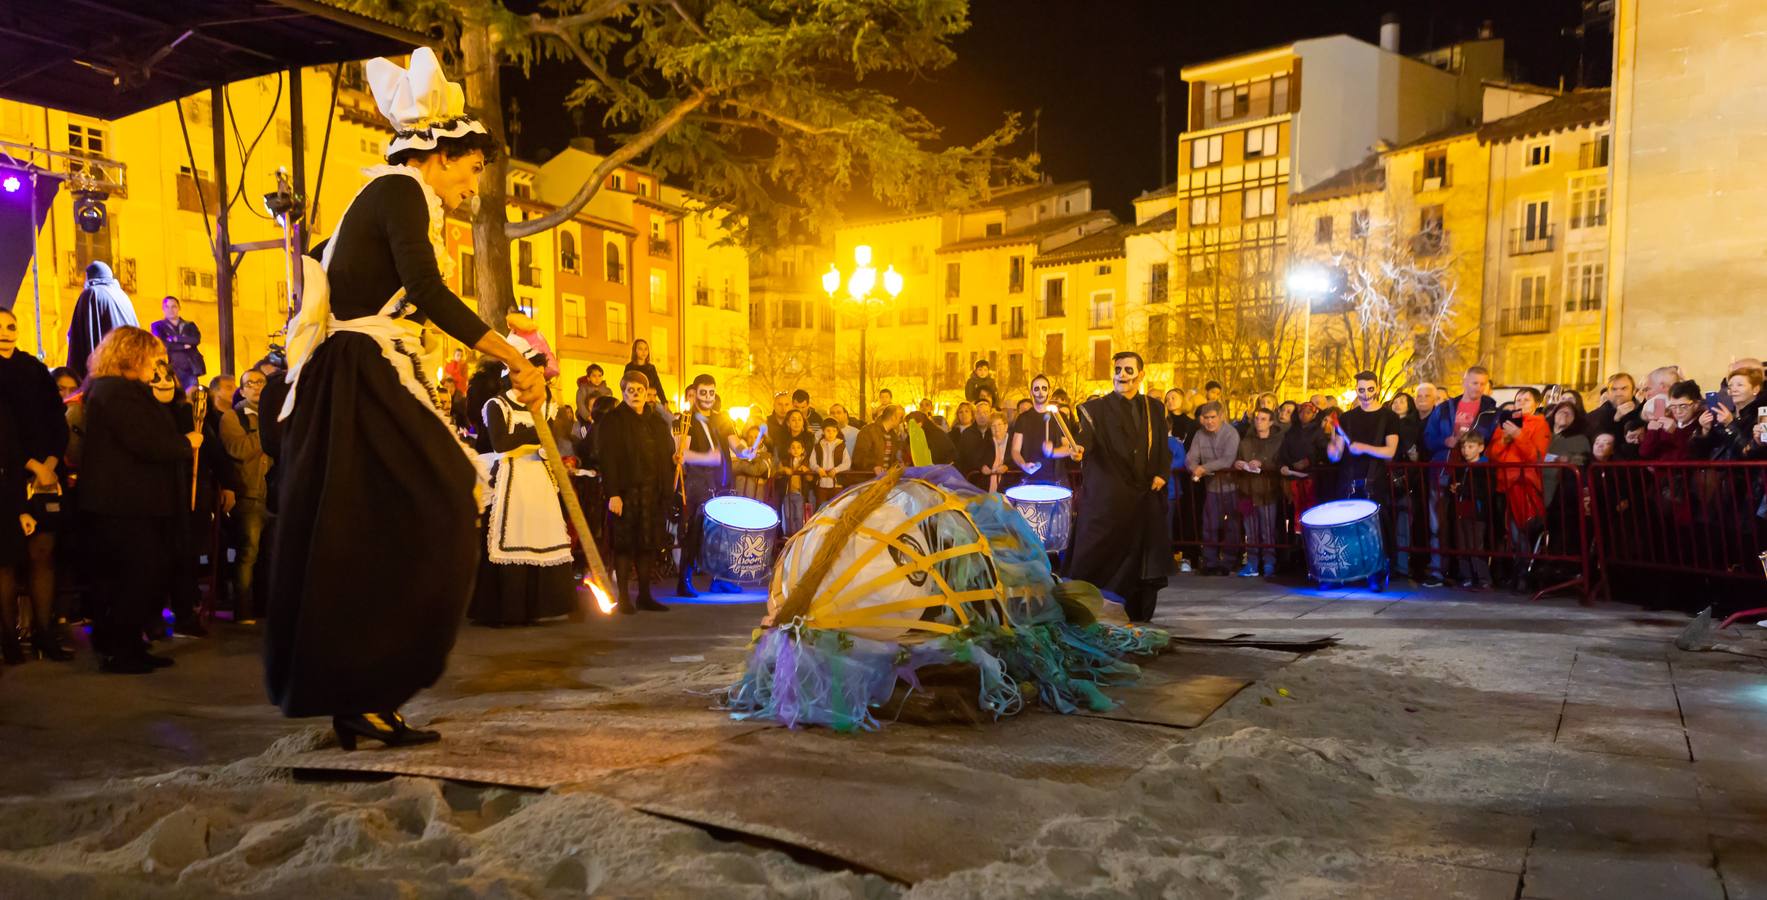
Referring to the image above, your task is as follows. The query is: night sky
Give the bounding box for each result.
[509,0,1598,220]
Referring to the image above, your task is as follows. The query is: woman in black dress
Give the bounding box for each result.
[266,48,544,749]
[0,309,71,664]
[78,328,199,673]
[595,370,675,614]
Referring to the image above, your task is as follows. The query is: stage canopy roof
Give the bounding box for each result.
[0,0,425,121]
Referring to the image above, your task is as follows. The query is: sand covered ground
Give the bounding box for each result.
[1,580,1764,899]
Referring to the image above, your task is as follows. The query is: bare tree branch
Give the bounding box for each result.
[507,91,709,238]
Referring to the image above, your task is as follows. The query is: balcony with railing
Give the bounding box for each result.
[1144,279,1169,303]
[941,322,960,342]
[1040,294,1065,319]
[1003,321,1027,340]
[1089,304,1113,330]
[647,236,673,258]
[722,289,740,310]
[694,285,711,306]
[606,261,625,283]
[1509,226,1555,256]
[1413,165,1453,192]
[1499,305,1552,336]
[518,265,541,287]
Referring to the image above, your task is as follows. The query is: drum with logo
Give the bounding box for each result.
[700,496,781,584]
[1004,483,1074,551]
[1299,498,1387,590]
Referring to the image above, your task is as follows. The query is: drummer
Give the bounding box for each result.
[1010,374,1078,486]
[1325,371,1400,566]
[678,373,745,597]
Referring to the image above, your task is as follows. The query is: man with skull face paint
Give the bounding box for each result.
[1009,375,1076,485]
[1065,351,1173,622]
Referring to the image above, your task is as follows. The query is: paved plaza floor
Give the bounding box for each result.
[1,575,1764,899]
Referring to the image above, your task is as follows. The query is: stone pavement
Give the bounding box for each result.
[0,576,1764,899]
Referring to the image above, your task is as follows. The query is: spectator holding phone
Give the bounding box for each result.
[1697,367,1767,461]
[1641,381,1705,460]
[1489,388,1551,586]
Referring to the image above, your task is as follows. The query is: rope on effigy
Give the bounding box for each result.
[769,468,903,626]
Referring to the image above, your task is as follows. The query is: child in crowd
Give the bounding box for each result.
[780,441,811,534]
[810,420,850,508]
[1448,431,1495,590]
[732,424,774,502]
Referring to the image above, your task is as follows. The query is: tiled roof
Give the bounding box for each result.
[1388,121,1480,153]
[1031,224,1129,265]
[1289,154,1384,204]
[1478,89,1611,144]
[938,211,1115,254]
[1137,182,1177,201]
[974,180,1090,210]
[1126,208,1178,235]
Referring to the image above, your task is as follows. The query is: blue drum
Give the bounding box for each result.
[1299,499,1386,589]
[1005,483,1074,551]
[700,496,780,584]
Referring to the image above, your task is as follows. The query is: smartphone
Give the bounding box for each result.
[1706,391,1722,409]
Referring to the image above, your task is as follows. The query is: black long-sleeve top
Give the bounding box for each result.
[0,350,69,471]
[79,376,190,517]
[314,173,490,346]
[595,402,675,502]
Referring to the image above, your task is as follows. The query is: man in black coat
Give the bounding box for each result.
[851,405,905,476]
[1064,351,1172,622]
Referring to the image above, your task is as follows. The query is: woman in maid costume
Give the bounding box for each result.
[468,333,575,627]
[265,48,545,750]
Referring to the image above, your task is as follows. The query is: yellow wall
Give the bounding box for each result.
[1029,251,1127,401]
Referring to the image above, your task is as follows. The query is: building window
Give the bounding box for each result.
[1518,273,1549,317]
[517,240,540,286]
[1566,255,1606,312]
[1524,140,1552,168]
[1147,313,1169,362]
[606,303,628,342]
[1189,195,1221,226]
[985,222,1003,237]
[1350,209,1370,238]
[1519,198,1553,250]
[1089,291,1114,330]
[944,351,960,387]
[1147,263,1169,302]
[1008,256,1025,293]
[606,241,624,283]
[1008,352,1024,386]
[1569,174,1608,229]
[1243,124,1279,159]
[989,304,998,324]
[1314,215,1333,244]
[693,278,711,307]
[1190,134,1223,169]
[1242,186,1276,219]
[749,299,765,330]
[649,269,668,314]
[1579,133,1611,170]
[946,261,961,298]
[559,230,578,272]
[563,294,588,337]
[781,297,803,328]
[1423,149,1449,182]
[175,166,214,213]
[1044,333,1065,376]
[970,306,979,326]
[1090,338,1112,380]
[1575,346,1602,391]
[610,173,625,191]
[1008,306,1026,339]
[943,312,960,342]
[512,180,532,200]
[1040,277,1066,318]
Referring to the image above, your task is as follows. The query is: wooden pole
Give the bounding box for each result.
[528,399,616,614]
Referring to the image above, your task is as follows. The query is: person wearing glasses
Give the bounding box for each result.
[1065,352,1172,623]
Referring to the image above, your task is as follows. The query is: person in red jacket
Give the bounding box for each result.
[1487,387,1550,586]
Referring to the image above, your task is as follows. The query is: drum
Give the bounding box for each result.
[1299,499,1385,588]
[700,496,781,583]
[1004,483,1074,551]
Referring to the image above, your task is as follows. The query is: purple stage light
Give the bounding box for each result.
[1,176,19,193]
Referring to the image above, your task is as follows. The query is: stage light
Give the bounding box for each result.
[1,176,19,194]
[72,190,108,234]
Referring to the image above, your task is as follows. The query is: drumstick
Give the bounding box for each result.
[1050,404,1080,454]
[191,447,199,511]
[529,397,618,615]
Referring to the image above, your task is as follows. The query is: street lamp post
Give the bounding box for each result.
[823,245,905,422]
[1286,264,1334,398]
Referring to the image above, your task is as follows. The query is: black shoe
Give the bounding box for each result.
[31,629,72,662]
[1421,575,1446,588]
[332,712,441,751]
[100,654,154,675]
[674,578,699,599]
[636,596,671,612]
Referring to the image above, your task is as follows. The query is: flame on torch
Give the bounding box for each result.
[585,577,618,616]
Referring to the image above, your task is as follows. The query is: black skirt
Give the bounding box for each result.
[265,333,481,717]
[468,533,576,627]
